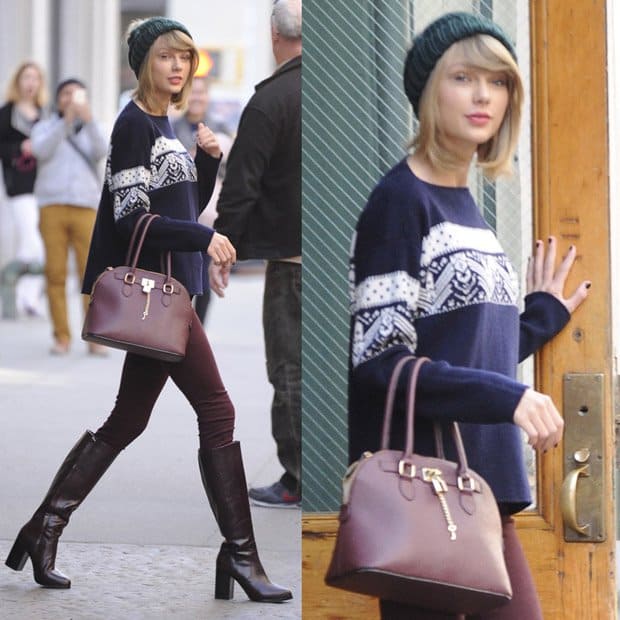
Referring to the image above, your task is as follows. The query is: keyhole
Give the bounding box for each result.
[578,405,589,416]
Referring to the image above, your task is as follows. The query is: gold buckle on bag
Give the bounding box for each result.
[398,459,416,478]
[457,475,476,492]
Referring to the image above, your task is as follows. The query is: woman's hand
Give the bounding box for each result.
[196,122,222,158]
[526,236,590,314]
[513,388,564,452]
[207,232,236,267]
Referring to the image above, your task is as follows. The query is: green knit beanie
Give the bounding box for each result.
[128,16,192,79]
[403,12,517,117]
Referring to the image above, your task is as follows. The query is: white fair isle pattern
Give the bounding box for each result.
[350,222,519,367]
[150,137,197,189]
[351,302,417,368]
[110,164,151,220]
[350,270,420,313]
[109,136,197,221]
[420,221,505,267]
[417,250,519,318]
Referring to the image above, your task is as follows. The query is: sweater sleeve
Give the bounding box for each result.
[519,291,571,361]
[214,106,276,245]
[349,185,526,427]
[109,115,213,252]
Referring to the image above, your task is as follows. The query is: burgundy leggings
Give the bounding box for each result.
[95,311,235,451]
[379,517,543,620]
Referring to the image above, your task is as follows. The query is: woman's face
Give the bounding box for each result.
[435,46,510,155]
[17,66,42,102]
[149,35,193,100]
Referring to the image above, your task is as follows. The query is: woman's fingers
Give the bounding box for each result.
[513,388,564,452]
[542,236,557,285]
[526,256,534,294]
[551,245,577,289]
[563,280,591,313]
[526,238,590,315]
[207,233,236,266]
[533,240,544,289]
[196,122,222,158]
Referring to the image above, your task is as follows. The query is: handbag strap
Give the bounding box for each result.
[124,213,173,280]
[381,355,471,477]
[380,355,415,450]
[403,361,470,476]
[125,212,154,263]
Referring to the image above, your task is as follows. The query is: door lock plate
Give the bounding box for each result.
[561,373,606,542]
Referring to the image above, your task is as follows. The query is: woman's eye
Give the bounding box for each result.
[454,73,469,82]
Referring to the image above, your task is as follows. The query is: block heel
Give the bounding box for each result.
[4,432,119,588]
[215,569,234,599]
[5,536,29,571]
[198,444,293,603]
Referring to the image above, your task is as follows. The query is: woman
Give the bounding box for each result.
[348,13,589,619]
[5,17,291,604]
[0,62,46,315]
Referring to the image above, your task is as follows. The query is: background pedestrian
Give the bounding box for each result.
[0,61,47,316]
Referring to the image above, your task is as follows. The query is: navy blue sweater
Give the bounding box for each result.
[348,159,570,513]
[82,101,219,295]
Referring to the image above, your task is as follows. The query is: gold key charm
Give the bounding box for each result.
[141,278,155,320]
[423,468,458,541]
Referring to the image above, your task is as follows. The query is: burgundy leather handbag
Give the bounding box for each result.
[82,213,193,362]
[325,356,513,615]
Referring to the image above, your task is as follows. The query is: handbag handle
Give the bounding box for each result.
[124,213,173,281]
[381,356,471,478]
[380,355,416,450]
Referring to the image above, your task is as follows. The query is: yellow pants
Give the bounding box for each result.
[39,204,96,344]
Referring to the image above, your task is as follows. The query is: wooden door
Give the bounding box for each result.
[515,1,615,617]
[302,1,616,618]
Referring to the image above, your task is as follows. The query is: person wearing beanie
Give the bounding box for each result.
[346,11,590,619]
[5,15,292,605]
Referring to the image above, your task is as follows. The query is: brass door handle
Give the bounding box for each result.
[560,464,591,536]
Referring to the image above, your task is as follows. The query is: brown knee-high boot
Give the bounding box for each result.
[5,431,119,588]
[198,441,293,603]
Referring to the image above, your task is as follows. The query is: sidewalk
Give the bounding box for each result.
[0,267,301,619]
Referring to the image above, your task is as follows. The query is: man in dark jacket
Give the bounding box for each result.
[210,0,301,507]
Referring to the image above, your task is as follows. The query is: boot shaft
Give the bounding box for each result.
[36,431,119,521]
[197,441,254,544]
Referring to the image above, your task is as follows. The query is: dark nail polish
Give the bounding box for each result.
[548,236,553,243]
[586,282,592,289]
[536,240,541,247]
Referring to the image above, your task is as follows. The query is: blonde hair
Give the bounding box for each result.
[5,61,47,108]
[127,21,199,112]
[412,34,523,180]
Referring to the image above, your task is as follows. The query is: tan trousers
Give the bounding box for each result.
[39,204,96,344]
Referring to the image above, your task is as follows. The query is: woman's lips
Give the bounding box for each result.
[466,113,491,126]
